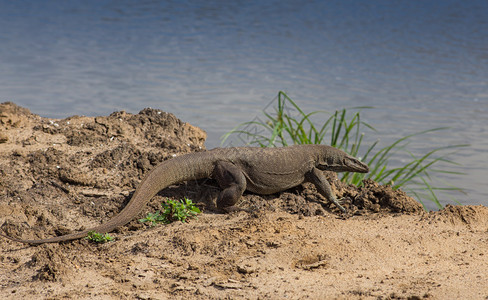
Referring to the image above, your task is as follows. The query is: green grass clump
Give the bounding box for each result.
[140,198,201,225]
[222,91,468,209]
[86,231,114,243]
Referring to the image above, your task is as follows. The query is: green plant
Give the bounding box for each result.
[140,197,201,225]
[222,91,468,209]
[222,91,373,149]
[85,231,114,243]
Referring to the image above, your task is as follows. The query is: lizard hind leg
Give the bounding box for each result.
[213,161,247,213]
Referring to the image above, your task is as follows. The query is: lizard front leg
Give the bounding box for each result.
[306,167,347,213]
[213,161,247,212]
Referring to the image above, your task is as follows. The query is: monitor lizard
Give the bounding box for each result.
[0,145,369,244]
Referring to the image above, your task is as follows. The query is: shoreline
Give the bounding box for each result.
[1,102,487,299]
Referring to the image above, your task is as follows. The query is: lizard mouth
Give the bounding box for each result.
[317,157,369,173]
[344,157,369,173]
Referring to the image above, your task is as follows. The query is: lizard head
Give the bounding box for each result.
[316,146,369,173]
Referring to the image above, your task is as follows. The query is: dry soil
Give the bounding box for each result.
[0,102,487,299]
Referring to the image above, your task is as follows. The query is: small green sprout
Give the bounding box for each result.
[140,197,201,226]
[86,231,114,243]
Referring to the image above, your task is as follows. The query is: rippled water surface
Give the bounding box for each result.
[1,0,487,209]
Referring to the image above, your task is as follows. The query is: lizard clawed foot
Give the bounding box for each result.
[332,197,348,214]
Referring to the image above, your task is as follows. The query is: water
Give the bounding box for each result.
[1,0,487,210]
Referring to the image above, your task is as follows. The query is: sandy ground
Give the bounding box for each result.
[0,102,487,299]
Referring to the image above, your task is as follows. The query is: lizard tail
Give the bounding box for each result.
[1,152,214,244]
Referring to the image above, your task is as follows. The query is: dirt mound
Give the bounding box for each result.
[425,204,488,229]
[1,102,487,299]
[229,176,424,217]
[0,102,206,239]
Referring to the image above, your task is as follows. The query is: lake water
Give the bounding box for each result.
[1,0,487,210]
